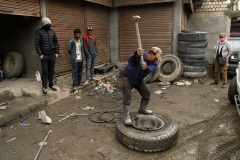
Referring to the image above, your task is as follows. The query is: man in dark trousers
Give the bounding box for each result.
[35,17,59,95]
[83,26,98,86]
[122,47,162,125]
[68,28,84,91]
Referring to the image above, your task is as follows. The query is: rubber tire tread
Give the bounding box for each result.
[228,76,238,104]
[178,53,207,60]
[115,113,179,152]
[177,40,208,48]
[177,47,206,54]
[183,65,206,72]
[158,54,184,82]
[181,30,196,33]
[178,32,207,41]
[182,71,207,78]
[180,58,208,67]
[3,51,24,78]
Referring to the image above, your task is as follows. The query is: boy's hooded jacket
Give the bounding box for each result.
[67,38,84,63]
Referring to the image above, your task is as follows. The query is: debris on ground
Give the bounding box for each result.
[19,123,29,127]
[94,62,117,74]
[214,99,220,102]
[0,105,10,110]
[38,110,52,124]
[154,90,163,94]
[174,80,192,86]
[34,130,52,160]
[7,137,16,143]
[90,82,119,94]
[82,106,94,110]
[75,96,81,99]
[59,113,76,122]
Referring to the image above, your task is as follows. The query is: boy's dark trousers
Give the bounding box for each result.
[72,62,83,86]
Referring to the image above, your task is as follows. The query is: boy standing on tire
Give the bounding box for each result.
[67,28,84,90]
[35,17,59,95]
[122,47,162,125]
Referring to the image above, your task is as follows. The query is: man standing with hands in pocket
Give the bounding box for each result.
[83,26,98,86]
[35,17,59,95]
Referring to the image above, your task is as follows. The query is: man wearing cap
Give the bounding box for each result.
[122,47,162,125]
[82,26,98,86]
[35,17,59,95]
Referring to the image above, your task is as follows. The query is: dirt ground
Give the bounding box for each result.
[1,73,240,160]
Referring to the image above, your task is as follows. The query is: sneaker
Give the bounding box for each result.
[72,86,77,91]
[222,83,227,88]
[42,87,47,96]
[78,83,83,86]
[210,80,218,85]
[49,86,57,91]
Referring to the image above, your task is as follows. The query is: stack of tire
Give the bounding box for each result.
[177,31,208,79]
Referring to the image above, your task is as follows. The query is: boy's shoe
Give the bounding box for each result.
[72,86,77,91]
[78,83,83,86]
[42,87,47,96]
[49,86,57,91]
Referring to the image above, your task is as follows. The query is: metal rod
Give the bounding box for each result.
[58,114,88,117]
[34,130,52,160]
[59,112,76,122]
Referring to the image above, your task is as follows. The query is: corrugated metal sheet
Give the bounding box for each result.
[85,0,113,7]
[48,0,85,75]
[119,3,173,61]
[0,0,40,17]
[85,2,110,65]
[114,0,174,7]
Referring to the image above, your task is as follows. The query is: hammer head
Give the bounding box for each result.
[132,15,141,22]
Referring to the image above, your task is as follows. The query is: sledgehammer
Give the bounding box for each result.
[132,15,144,63]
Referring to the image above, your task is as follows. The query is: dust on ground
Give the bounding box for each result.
[0,75,240,160]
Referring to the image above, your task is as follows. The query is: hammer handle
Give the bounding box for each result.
[134,22,144,63]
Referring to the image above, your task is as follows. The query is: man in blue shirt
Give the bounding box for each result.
[122,47,162,125]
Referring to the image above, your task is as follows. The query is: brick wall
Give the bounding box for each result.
[195,0,228,12]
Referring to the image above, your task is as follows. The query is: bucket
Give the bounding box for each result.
[35,71,41,81]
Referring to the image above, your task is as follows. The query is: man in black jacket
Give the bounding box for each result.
[35,17,59,95]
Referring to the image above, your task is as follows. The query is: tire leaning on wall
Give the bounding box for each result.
[3,51,25,78]
[158,54,184,82]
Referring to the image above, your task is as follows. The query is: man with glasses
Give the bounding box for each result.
[211,32,232,88]
[122,47,162,125]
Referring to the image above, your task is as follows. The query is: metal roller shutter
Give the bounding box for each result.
[85,3,110,65]
[119,3,173,61]
[114,0,174,7]
[0,0,40,17]
[85,0,113,7]
[48,0,85,75]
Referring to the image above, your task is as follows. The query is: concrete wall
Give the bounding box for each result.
[188,0,231,64]
[0,14,42,78]
[109,8,119,62]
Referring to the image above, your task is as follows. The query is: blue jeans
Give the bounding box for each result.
[86,54,96,80]
[72,62,83,86]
